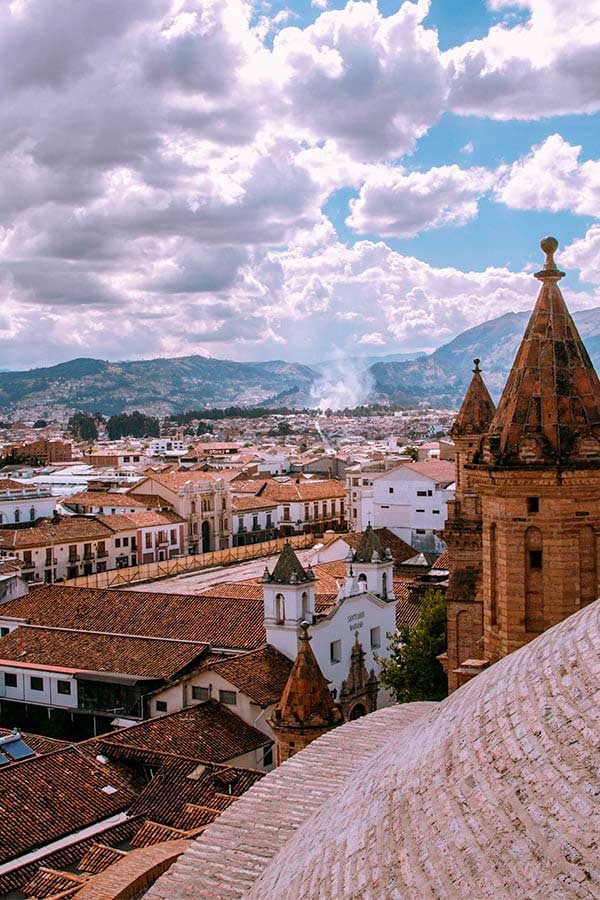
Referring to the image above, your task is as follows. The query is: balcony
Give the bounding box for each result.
[44,558,58,568]
[21,561,35,571]
[96,550,108,558]
[68,554,81,563]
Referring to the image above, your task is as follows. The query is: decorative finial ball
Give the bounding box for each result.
[540,236,558,255]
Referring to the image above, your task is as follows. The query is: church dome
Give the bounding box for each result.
[146,600,600,899]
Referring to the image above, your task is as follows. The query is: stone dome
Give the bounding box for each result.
[146,600,600,899]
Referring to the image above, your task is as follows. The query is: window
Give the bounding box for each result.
[145,533,152,549]
[266,513,272,528]
[416,508,425,513]
[4,672,17,688]
[170,529,177,544]
[29,506,35,521]
[370,626,381,649]
[263,745,274,767]
[123,536,129,547]
[30,676,44,691]
[527,497,539,514]
[252,515,259,530]
[416,529,426,534]
[529,549,543,569]
[428,490,433,497]
[57,680,71,695]
[330,639,341,664]
[219,689,237,705]
[417,490,427,497]
[115,538,121,547]
[192,685,210,701]
[14,509,20,523]
[0,627,9,637]
[432,509,440,514]
[156,700,168,712]
[388,487,394,494]
[275,593,286,625]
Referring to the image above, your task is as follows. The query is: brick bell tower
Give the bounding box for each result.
[269,621,344,766]
[472,237,600,665]
[441,358,496,691]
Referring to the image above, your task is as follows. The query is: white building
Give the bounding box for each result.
[345,458,412,532]
[0,478,56,525]
[371,459,455,552]
[149,438,188,457]
[261,533,397,703]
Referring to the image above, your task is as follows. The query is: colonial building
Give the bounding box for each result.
[0,478,56,525]
[269,621,344,765]
[443,237,600,689]
[262,530,397,701]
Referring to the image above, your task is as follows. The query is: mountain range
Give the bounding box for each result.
[3,307,600,419]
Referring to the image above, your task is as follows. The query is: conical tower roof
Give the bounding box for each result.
[269,543,315,584]
[274,623,343,729]
[353,524,384,564]
[451,359,496,437]
[485,237,600,466]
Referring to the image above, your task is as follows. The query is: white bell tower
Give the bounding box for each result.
[262,544,316,659]
[345,524,395,600]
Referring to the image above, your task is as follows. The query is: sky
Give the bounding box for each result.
[1,0,599,371]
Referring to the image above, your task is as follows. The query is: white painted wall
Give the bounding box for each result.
[0,666,78,708]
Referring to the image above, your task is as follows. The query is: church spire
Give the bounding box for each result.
[484,237,600,466]
[451,358,496,438]
[270,622,343,765]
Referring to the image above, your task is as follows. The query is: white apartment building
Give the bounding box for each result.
[0,479,56,525]
[149,438,188,456]
[346,458,412,532]
[371,460,455,551]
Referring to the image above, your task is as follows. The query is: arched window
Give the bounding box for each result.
[14,509,20,523]
[191,500,196,514]
[301,591,309,621]
[358,572,367,590]
[275,593,286,624]
[456,609,471,666]
[30,506,36,521]
[382,571,388,599]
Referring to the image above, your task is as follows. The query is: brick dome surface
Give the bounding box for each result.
[146,600,600,899]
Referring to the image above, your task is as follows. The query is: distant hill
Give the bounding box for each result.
[4,307,600,419]
[310,349,426,373]
[369,307,600,407]
[0,355,317,419]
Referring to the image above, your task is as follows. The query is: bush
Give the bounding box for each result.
[379,588,447,703]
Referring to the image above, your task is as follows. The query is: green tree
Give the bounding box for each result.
[67,412,98,442]
[379,589,447,703]
[403,445,419,461]
[106,411,160,440]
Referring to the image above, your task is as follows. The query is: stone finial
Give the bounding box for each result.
[535,236,565,281]
[473,358,481,373]
[299,620,311,641]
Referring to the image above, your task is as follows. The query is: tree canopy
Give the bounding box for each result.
[67,412,98,442]
[379,588,448,703]
[106,411,160,440]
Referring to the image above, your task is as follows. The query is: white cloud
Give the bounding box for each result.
[495,134,600,217]
[347,164,494,237]
[360,332,386,345]
[446,0,600,119]
[563,225,600,284]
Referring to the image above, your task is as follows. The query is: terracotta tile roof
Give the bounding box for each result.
[0,558,23,575]
[1,585,266,650]
[451,360,496,437]
[273,625,343,730]
[258,479,346,502]
[125,493,171,509]
[485,244,600,466]
[22,866,87,898]
[209,646,293,707]
[0,728,70,756]
[398,460,456,484]
[140,469,241,492]
[63,492,149,509]
[0,516,112,550]
[0,818,140,896]
[96,510,185,530]
[0,747,136,865]
[202,582,265,600]
[341,528,414,564]
[100,700,270,765]
[127,755,264,828]
[77,842,127,874]
[130,821,191,848]
[0,626,209,679]
[0,478,29,490]
[231,495,277,511]
[433,549,451,570]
